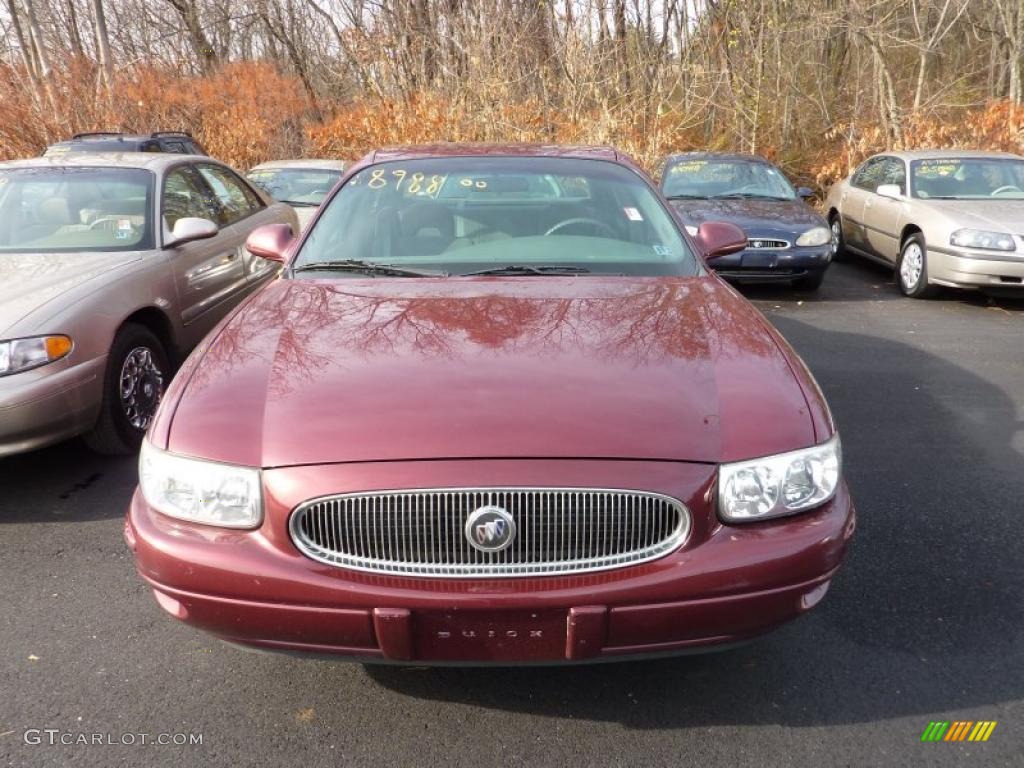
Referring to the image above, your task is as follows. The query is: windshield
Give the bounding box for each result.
[0,167,154,252]
[295,157,697,277]
[247,168,343,205]
[663,158,796,200]
[911,158,1024,199]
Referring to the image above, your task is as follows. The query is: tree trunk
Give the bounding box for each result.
[92,0,115,91]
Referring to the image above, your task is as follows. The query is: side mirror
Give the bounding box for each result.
[695,221,747,260]
[876,184,903,199]
[796,186,815,199]
[245,223,295,264]
[166,217,218,247]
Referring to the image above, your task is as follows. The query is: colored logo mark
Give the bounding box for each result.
[921,721,997,742]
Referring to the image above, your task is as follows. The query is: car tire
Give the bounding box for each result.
[83,323,169,455]
[897,233,938,299]
[828,213,846,261]
[792,270,825,291]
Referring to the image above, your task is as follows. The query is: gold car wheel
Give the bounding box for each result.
[900,242,924,291]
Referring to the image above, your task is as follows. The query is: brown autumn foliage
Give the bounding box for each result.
[1,57,1022,194]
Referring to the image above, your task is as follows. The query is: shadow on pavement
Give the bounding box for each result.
[357,316,1023,729]
[0,439,136,522]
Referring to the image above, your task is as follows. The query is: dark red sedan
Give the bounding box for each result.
[126,145,855,664]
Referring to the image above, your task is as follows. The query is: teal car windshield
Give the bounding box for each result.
[296,157,697,277]
[0,167,154,252]
[663,158,797,201]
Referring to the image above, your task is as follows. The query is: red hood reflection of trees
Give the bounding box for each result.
[188,278,775,397]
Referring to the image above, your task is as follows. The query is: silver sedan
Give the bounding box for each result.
[0,152,298,457]
[823,150,1024,298]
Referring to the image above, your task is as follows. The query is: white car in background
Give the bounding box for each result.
[246,160,347,229]
[824,150,1024,298]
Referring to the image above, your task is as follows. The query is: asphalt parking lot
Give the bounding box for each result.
[1,258,1022,768]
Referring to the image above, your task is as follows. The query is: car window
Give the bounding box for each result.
[297,157,698,277]
[162,165,220,230]
[880,158,906,193]
[851,157,887,191]
[195,164,263,225]
[910,157,1024,199]
[662,158,796,200]
[247,168,343,205]
[162,140,188,154]
[0,166,154,252]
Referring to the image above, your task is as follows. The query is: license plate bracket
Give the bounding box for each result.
[413,609,567,662]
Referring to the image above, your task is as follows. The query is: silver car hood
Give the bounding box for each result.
[926,200,1024,232]
[0,251,143,335]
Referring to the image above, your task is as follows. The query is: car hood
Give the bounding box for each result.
[165,277,818,467]
[922,199,1024,231]
[0,250,143,334]
[669,198,824,234]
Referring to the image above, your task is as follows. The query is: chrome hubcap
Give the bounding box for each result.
[901,243,924,290]
[830,218,841,250]
[119,347,164,430]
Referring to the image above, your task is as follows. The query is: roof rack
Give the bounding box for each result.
[151,131,194,138]
[71,131,126,139]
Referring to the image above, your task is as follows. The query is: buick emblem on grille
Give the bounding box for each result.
[465,505,516,553]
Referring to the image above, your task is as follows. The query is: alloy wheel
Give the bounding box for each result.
[900,242,924,291]
[119,346,164,430]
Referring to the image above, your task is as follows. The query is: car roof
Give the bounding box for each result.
[662,151,776,166]
[0,152,213,172]
[882,149,1024,161]
[364,143,622,164]
[249,159,348,172]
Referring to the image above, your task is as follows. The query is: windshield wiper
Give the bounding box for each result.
[282,200,319,207]
[461,264,593,277]
[666,193,707,200]
[709,192,789,200]
[292,259,448,277]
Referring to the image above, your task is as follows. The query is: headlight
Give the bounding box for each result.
[718,434,841,522]
[795,226,832,247]
[950,229,1015,251]
[139,440,263,528]
[0,335,73,377]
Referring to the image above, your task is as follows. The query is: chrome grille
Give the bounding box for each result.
[289,488,690,578]
[746,238,790,250]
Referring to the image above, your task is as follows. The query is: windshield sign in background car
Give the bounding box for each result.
[824,150,1024,298]
[127,145,854,666]
[661,153,834,291]
[0,153,297,458]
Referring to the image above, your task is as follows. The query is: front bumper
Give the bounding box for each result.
[928,246,1024,289]
[126,459,856,664]
[710,245,833,283]
[0,356,105,457]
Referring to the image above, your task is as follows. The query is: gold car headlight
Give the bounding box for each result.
[0,335,73,377]
[718,435,841,522]
[139,440,263,529]
[949,229,1016,252]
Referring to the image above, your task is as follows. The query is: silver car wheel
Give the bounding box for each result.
[900,242,923,291]
[830,218,841,251]
[119,347,164,430]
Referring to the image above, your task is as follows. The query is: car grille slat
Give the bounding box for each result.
[289,488,691,578]
[746,238,790,250]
